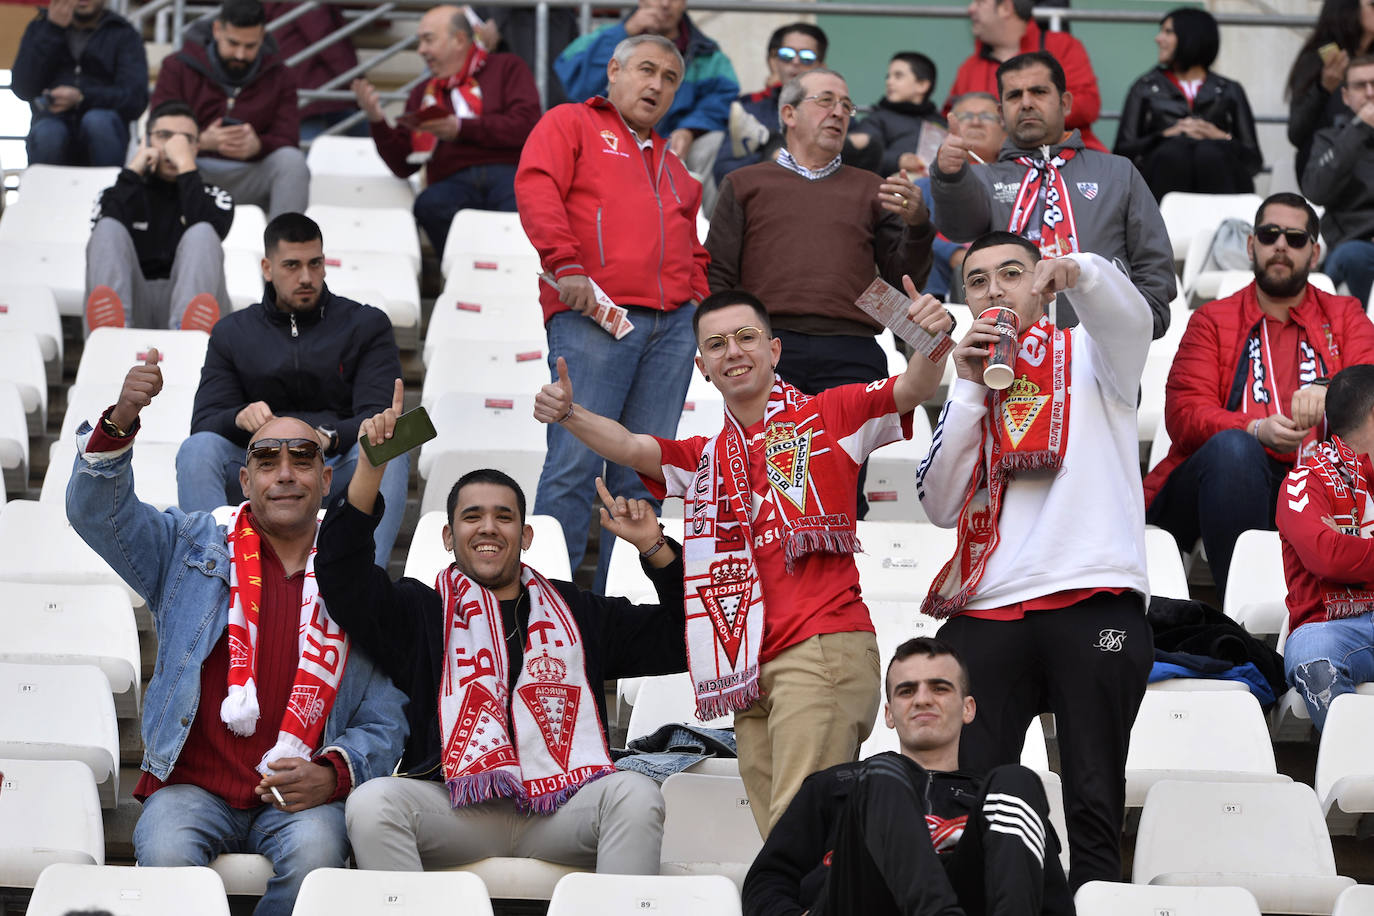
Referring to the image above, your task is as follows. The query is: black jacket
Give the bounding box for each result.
[851,98,947,177]
[11,8,148,122]
[190,284,401,449]
[96,168,234,280]
[1303,114,1374,251]
[743,756,984,916]
[315,495,689,777]
[1114,68,1262,178]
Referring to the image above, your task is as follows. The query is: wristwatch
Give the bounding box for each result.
[318,425,339,456]
[1309,377,1332,388]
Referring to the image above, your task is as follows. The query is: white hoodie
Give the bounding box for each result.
[916,252,1151,611]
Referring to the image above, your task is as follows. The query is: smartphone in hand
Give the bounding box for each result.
[359,406,437,466]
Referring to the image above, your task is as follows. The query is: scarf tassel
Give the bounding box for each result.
[998,451,1061,473]
[783,529,861,573]
[694,671,760,722]
[446,770,524,809]
[921,582,979,621]
[521,766,616,815]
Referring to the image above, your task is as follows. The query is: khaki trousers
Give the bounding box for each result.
[734,630,881,837]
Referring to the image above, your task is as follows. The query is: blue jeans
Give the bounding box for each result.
[1145,428,1288,598]
[1283,613,1374,731]
[27,109,128,167]
[536,304,698,591]
[175,432,410,567]
[1324,239,1374,308]
[412,162,518,257]
[133,783,348,916]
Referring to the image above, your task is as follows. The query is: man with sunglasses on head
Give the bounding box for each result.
[175,211,409,569]
[84,99,233,333]
[534,285,953,838]
[314,382,688,875]
[708,68,935,409]
[65,352,408,916]
[1144,192,1374,600]
[918,231,1154,890]
[1303,53,1374,308]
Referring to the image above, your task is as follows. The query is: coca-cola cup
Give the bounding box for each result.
[979,306,1019,390]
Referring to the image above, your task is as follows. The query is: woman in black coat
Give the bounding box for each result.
[1286,0,1374,178]
[1114,7,1262,201]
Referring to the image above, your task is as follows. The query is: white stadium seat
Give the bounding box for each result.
[209,852,273,898]
[0,381,30,485]
[0,329,49,430]
[1161,191,1260,266]
[1,165,119,245]
[853,520,958,602]
[0,283,64,376]
[0,240,88,316]
[419,392,546,479]
[74,326,209,389]
[1075,881,1261,916]
[443,858,586,900]
[27,862,230,916]
[1333,884,1374,916]
[1315,693,1374,833]
[1133,780,1354,915]
[222,203,268,256]
[863,409,934,522]
[1144,525,1189,600]
[605,518,686,604]
[441,209,540,279]
[420,340,549,408]
[0,500,145,608]
[658,774,761,891]
[548,873,741,916]
[307,204,421,274]
[1222,529,1288,638]
[292,867,493,915]
[320,250,422,333]
[626,673,733,743]
[43,439,181,511]
[0,662,119,807]
[0,759,104,888]
[61,382,195,444]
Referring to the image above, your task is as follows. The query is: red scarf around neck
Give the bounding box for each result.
[923,315,1072,618]
[411,44,489,149]
[1304,436,1374,620]
[1009,148,1080,259]
[1237,312,1332,461]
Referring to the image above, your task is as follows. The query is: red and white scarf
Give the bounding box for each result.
[1237,316,1330,461]
[436,564,613,814]
[410,44,488,152]
[923,316,1072,618]
[220,504,349,773]
[1008,148,1080,259]
[682,377,861,718]
[1303,436,1374,620]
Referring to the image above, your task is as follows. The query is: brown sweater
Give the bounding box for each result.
[706,162,934,336]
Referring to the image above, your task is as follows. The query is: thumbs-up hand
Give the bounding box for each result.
[110,348,163,433]
[358,378,405,467]
[533,356,576,425]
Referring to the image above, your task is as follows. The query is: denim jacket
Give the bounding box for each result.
[65,424,409,786]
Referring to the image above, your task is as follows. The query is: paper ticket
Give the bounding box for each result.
[540,272,635,340]
[854,277,954,362]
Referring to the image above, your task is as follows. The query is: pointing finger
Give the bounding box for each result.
[595,475,615,513]
[391,377,404,413]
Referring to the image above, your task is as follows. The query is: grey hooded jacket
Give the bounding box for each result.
[930,129,1176,339]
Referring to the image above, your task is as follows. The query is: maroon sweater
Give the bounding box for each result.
[707,162,934,336]
[151,23,299,161]
[370,52,540,185]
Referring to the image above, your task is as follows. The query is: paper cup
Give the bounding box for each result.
[979,306,1019,390]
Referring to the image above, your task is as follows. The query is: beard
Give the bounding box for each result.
[223,57,252,77]
[1252,252,1311,299]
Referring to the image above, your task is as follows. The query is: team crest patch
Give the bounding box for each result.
[228,633,251,668]
[1000,375,1048,448]
[287,684,326,726]
[600,129,619,151]
[1076,182,1098,200]
[442,682,516,772]
[700,558,752,667]
[518,681,580,770]
[764,421,812,512]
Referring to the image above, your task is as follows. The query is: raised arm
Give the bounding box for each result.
[533,356,665,482]
[893,276,956,414]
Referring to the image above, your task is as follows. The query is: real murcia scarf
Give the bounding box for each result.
[410,43,488,152]
[1008,147,1080,259]
[220,504,349,773]
[682,377,861,719]
[1234,313,1331,459]
[436,563,613,814]
[1302,435,1374,620]
[923,316,1072,618]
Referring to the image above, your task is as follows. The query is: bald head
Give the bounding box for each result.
[418,5,472,78]
[240,415,331,539]
[251,414,317,442]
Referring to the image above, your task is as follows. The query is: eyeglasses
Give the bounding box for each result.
[801,94,858,117]
[246,437,322,464]
[965,264,1029,299]
[775,46,819,64]
[1254,224,1313,248]
[1347,79,1374,94]
[953,111,1000,124]
[701,326,768,357]
[149,129,197,144]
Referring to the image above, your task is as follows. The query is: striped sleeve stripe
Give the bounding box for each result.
[984,793,1045,866]
[915,400,952,495]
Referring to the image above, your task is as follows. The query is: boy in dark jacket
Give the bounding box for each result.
[150,0,308,217]
[743,637,1073,916]
[174,212,408,567]
[86,100,232,332]
[12,0,148,166]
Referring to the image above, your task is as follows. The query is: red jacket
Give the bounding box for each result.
[515,97,710,321]
[371,52,540,185]
[150,21,299,160]
[1278,453,1374,634]
[943,19,1105,153]
[1143,283,1374,505]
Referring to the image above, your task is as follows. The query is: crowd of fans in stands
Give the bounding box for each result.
[14,0,1374,911]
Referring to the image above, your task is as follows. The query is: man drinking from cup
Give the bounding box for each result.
[913,230,1154,891]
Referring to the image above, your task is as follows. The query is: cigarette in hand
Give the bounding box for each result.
[270,786,285,805]
[968,150,986,165]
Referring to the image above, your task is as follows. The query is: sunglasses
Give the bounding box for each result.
[246,437,322,464]
[1254,225,1312,248]
[776,46,819,64]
